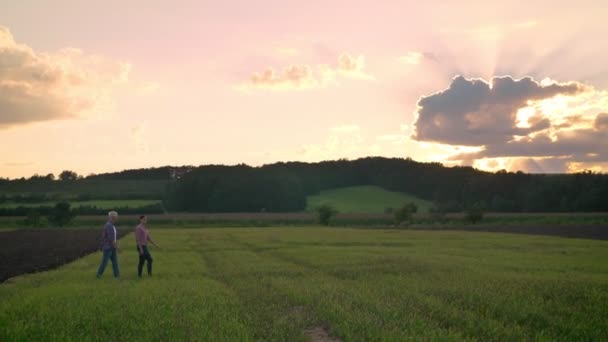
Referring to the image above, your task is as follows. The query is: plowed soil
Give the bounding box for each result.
[0,228,130,282]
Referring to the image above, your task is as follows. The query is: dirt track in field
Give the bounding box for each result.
[0,228,130,283]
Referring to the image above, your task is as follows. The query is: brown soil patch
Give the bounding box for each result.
[0,228,131,282]
[304,326,341,342]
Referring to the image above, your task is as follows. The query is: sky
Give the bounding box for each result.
[1,0,608,178]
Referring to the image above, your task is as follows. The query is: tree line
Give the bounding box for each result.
[164,158,608,213]
[2,157,607,213]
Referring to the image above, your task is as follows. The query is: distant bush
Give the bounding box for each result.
[58,170,79,181]
[23,209,42,227]
[316,204,338,226]
[394,202,418,225]
[76,193,92,201]
[465,202,485,224]
[384,207,394,214]
[0,202,165,217]
[48,202,76,227]
[429,203,447,222]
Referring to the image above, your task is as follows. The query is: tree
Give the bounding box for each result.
[316,204,338,226]
[465,202,485,224]
[24,209,42,227]
[58,170,78,181]
[429,203,447,222]
[394,202,418,224]
[48,201,75,227]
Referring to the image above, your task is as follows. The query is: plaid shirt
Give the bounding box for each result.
[135,224,149,246]
[100,221,117,250]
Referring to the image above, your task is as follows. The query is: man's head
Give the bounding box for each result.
[139,215,147,224]
[108,211,119,223]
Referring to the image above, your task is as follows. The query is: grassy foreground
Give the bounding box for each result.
[1,228,608,341]
[306,186,433,213]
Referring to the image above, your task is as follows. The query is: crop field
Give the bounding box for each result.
[0,199,161,209]
[1,227,608,341]
[306,186,433,213]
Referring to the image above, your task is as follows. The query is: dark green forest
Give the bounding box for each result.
[1,157,607,213]
[164,158,608,213]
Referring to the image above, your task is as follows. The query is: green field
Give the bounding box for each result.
[306,185,433,213]
[2,228,607,340]
[0,199,161,209]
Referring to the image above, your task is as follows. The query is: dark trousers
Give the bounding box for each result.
[97,248,119,278]
[137,245,153,276]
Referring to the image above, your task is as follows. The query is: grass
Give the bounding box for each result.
[306,185,433,213]
[0,199,161,209]
[1,227,608,341]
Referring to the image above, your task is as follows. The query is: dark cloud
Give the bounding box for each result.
[413,75,584,146]
[596,113,608,130]
[450,121,607,162]
[412,75,608,173]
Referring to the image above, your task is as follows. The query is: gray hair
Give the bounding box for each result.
[108,211,118,218]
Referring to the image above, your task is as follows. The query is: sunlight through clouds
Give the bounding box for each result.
[413,75,608,172]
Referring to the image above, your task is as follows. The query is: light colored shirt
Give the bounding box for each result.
[135,224,149,246]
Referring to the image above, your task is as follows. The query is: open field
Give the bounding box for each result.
[306,186,433,213]
[0,199,161,209]
[1,227,608,340]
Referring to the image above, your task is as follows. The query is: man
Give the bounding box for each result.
[135,215,160,277]
[96,211,120,278]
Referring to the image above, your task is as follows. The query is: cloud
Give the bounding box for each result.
[334,53,373,80]
[298,124,364,160]
[131,122,149,154]
[249,64,316,90]
[413,75,608,173]
[398,52,424,65]
[413,76,585,146]
[0,25,130,128]
[397,52,437,65]
[239,52,372,91]
[596,113,608,130]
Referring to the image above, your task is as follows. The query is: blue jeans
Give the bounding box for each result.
[97,248,120,278]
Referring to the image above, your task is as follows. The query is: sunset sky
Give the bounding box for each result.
[1,0,608,178]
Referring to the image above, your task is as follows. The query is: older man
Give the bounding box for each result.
[96,211,121,278]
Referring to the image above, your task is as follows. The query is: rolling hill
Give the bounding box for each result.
[306,185,433,213]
